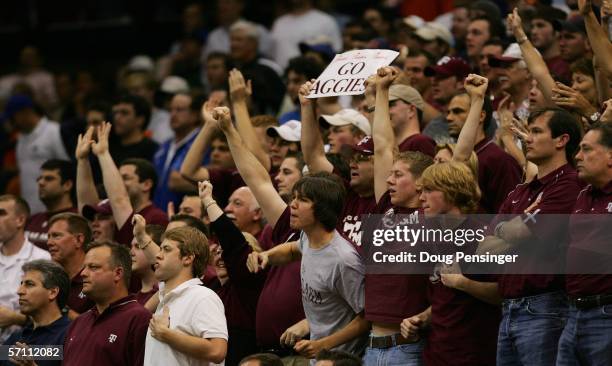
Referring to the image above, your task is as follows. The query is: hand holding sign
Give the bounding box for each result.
[298,79,316,107]
[375,66,398,90]
[307,49,399,98]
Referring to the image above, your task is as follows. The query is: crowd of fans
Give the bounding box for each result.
[1,0,611,365]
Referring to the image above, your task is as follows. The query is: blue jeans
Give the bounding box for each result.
[556,303,612,366]
[497,291,568,366]
[362,338,424,366]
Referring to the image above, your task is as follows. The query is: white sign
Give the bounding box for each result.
[307,49,399,98]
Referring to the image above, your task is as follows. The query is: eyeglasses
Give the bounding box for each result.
[351,153,372,163]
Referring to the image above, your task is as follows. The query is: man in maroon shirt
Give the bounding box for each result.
[47,213,95,317]
[63,241,151,366]
[487,108,582,366]
[445,92,522,213]
[26,159,77,250]
[530,5,570,82]
[557,123,612,365]
[76,122,167,246]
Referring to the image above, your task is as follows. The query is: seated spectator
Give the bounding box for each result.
[5,94,70,214]
[1,260,70,366]
[26,159,77,250]
[63,241,151,366]
[144,226,228,365]
[109,94,159,164]
[0,195,50,342]
[47,213,95,317]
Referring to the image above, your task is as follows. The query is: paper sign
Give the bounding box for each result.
[307,49,399,98]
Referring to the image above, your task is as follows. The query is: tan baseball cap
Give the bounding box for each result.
[389,85,425,111]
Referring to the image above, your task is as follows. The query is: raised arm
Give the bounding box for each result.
[211,106,287,227]
[246,241,301,273]
[75,126,100,213]
[300,81,334,173]
[372,67,398,202]
[580,0,612,75]
[91,122,133,229]
[133,214,160,265]
[229,68,272,171]
[507,8,556,104]
[179,100,219,183]
[453,74,488,162]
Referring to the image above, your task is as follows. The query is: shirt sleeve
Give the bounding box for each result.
[129,310,152,366]
[194,293,228,340]
[334,248,365,314]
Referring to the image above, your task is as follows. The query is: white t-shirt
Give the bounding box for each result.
[148,108,174,145]
[16,117,70,214]
[0,239,51,341]
[144,278,228,366]
[271,9,342,69]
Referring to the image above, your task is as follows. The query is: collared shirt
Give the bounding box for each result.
[144,278,228,366]
[1,315,70,366]
[67,272,94,314]
[63,295,151,366]
[566,181,612,296]
[16,117,69,214]
[0,239,51,342]
[496,164,582,298]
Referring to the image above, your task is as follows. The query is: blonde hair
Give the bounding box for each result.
[435,143,479,178]
[163,226,210,278]
[242,232,263,253]
[420,161,481,213]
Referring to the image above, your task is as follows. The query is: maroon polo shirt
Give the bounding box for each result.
[63,295,151,366]
[25,207,77,250]
[425,216,500,366]
[545,55,571,83]
[364,191,430,324]
[134,284,159,306]
[398,133,436,157]
[496,164,582,299]
[208,168,246,208]
[475,138,522,213]
[255,206,304,348]
[115,204,168,246]
[67,272,94,314]
[566,181,612,297]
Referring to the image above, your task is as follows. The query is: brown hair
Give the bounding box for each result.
[394,151,435,178]
[435,143,479,178]
[49,212,93,246]
[420,162,481,213]
[163,226,210,278]
[251,115,278,128]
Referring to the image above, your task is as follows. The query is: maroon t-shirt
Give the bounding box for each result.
[63,295,151,366]
[475,139,522,213]
[398,133,436,157]
[364,191,430,324]
[256,224,275,251]
[115,204,168,246]
[566,181,612,297]
[67,272,95,314]
[25,207,78,250]
[208,168,246,208]
[425,217,500,366]
[496,164,582,299]
[134,284,159,306]
[255,206,304,348]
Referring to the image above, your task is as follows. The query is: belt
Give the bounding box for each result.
[569,293,612,310]
[368,333,418,349]
[259,347,298,358]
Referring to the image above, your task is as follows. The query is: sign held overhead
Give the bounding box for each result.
[307,49,399,98]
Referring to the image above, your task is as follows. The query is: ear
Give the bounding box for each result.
[252,207,263,222]
[555,133,570,149]
[479,110,486,125]
[75,233,86,250]
[62,179,74,194]
[114,266,125,285]
[48,286,60,304]
[182,254,195,269]
[141,178,153,193]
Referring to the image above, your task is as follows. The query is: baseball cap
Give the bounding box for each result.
[489,43,523,63]
[319,109,371,135]
[127,55,155,72]
[403,15,425,31]
[389,85,425,111]
[299,35,336,63]
[553,15,586,34]
[424,56,470,80]
[414,22,454,47]
[82,199,113,221]
[266,120,301,142]
[531,5,567,26]
[160,76,190,94]
[351,135,374,156]
[0,94,35,122]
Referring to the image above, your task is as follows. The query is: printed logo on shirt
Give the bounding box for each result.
[78,291,86,299]
[108,334,117,343]
[342,215,362,246]
[301,281,323,305]
[607,202,612,213]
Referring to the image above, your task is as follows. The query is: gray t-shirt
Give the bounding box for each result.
[297,230,366,357]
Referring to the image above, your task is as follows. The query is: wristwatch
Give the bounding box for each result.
[589,111,601,123]
[366,106,375,113]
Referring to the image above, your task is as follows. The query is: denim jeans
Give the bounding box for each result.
[556,303,612,366]
[497,291,568,366]
[362,338,424,366]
